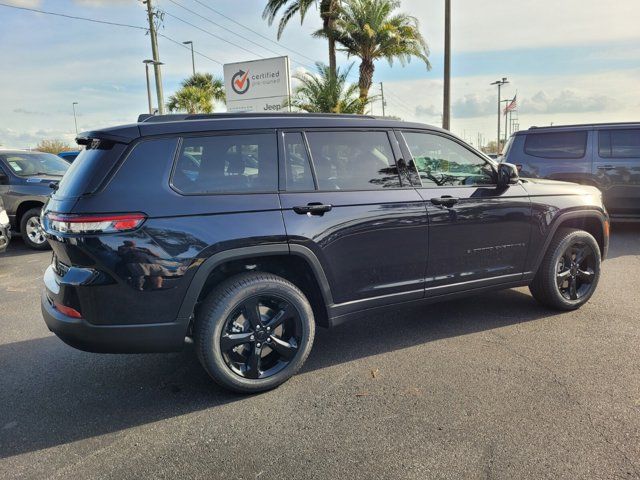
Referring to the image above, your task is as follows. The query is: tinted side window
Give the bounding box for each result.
[402,131,495,187]
[172,133,277,194]
[283,132,315,191]
[54,143,128,199]
[524,131,587,159]
[599,129,640,158]
[305,131,400,190]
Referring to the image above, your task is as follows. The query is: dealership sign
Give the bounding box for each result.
[223,56,292,113]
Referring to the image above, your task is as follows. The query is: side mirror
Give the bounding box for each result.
[0,172,8,184]
[497,162,519,187]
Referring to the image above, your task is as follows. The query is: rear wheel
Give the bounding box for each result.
[20,208,49,250]
[529,228,601,310]
[195,272,315,393]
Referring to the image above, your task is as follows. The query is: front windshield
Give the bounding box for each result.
[0,152,69,177]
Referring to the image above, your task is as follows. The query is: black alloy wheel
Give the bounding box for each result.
[529,228,601,311]
[555,241,596,301]
[220,295,302,380]
[195,272,315,393]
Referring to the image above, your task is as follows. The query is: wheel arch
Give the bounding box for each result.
[15,200,44,230]
[532,210,608,273]
[177,244,334,332]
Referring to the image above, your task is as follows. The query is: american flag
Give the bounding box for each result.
[503,94,517,114]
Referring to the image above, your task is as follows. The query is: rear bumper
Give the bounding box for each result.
[41,265,187,353]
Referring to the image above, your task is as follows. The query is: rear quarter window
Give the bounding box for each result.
[54,143,128,199]
[599,129,640,158]
[524,131,588,159]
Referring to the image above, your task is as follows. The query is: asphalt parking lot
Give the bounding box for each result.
[1,226,639,480]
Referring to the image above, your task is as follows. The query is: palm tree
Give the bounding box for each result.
[167,73,225,114]
[263,0,341,78]
[323,0,430,112]
[289,62,365,113]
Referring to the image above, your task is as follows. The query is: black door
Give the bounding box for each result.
[397,130,532,296]
[593,128,640,217]
[279,130,428,316]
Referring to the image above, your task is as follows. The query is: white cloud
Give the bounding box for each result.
[402,0,640,53]
[520,90,617,115]
[382,68,640,144]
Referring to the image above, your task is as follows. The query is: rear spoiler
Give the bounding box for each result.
[75,126,140,147]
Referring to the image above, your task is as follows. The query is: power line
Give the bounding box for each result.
[160,9,266,60]
[161,0,318,72]
[0,2,224,67]
[158,33,222,65]
[187,0,319,65]
[165,0,280,59]
[0,2,147,31]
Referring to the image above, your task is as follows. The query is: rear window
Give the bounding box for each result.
[54,143,127,199]
[524,131,587,159]
[172,133,278,194]
[599,129,640,158]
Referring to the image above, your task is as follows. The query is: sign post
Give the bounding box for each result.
[224,56,292,113]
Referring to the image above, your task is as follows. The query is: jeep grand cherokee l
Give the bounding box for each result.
[41,113,609,393]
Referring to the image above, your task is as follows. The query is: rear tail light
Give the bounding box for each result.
[45,212,146,234]
[53,301,83,319]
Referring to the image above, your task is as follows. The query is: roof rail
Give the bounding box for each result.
[139,112,378,123]
[529,121,640,130]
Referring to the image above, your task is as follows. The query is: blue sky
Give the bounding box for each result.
[0,0,639,148]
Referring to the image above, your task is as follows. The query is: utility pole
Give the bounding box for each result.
[379,82,386,117]
[183,40,195,76]
[442,0,451,130]
[72,102,79,135]
[490,77,508,153]
[145,0,164,114]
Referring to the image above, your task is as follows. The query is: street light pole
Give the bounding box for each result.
[144,59,164,114]
[442,0,451,130]
[72,102,79,135]
[143,60,154,114]
[490,77,509,153]
[379,82,386,117]
[183,41,195,76]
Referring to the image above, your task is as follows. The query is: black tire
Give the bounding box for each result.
[20,208,50,250]
[529,228,601,310]
[194,272,315,393]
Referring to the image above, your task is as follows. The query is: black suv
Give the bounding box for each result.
[503,122,640,221]
[0,149,69,249]
[41,114,609,393]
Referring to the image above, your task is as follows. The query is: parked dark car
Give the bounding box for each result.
[40,113,609,393]
[58,151,81,163]
[502,122,640,221]
[0,150,69,249]
[0,197,10,254]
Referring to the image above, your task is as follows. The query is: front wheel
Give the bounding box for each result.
[20,208,50,250]
[529,228,601,310]
[194,272,315,393]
